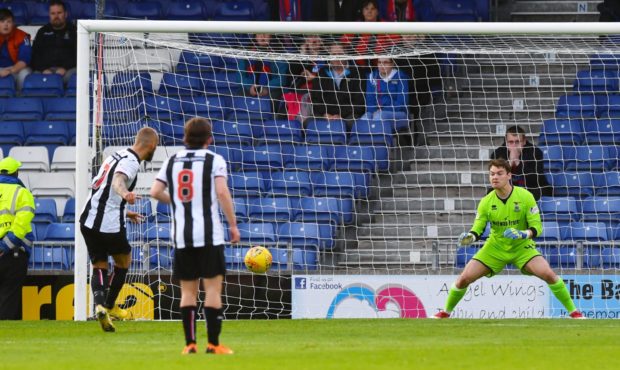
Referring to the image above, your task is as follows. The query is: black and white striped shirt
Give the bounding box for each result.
[156,149,227,249]
[80,148,140,233]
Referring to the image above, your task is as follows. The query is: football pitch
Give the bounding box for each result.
[2,319,619,370]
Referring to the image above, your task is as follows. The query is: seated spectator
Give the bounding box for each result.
[284,35,327,122]
[491,126,553,200]
[310,42,365,125]
[237,33,289,117]
[361,57,409,121]
[31,0,77,84]
[0,8,32,90]
[385,0,416,22]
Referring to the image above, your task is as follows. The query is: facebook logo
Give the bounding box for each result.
[295,278,307,289]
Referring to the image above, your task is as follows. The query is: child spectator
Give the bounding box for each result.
[0,8,32,90]
[362,57,409,121]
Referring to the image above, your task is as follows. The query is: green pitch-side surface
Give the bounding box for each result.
[2,319,619,370]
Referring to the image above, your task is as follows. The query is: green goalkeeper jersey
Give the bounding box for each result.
[470,186,542,251]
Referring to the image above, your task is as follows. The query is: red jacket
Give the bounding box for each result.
[0,28,30,63]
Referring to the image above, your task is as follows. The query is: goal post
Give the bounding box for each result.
[75,20,620,321]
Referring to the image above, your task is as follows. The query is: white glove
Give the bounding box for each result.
[458,232,476,246]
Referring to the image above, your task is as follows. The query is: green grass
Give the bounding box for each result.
[2,319,619,370]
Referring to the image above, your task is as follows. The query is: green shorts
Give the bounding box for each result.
[472,241,541,276]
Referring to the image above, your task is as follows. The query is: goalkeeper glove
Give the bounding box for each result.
[503,228,529,240]
[458,232,476,246]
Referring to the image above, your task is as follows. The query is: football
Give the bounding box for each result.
[244,246,273,273]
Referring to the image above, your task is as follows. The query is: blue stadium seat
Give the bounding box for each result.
[127,198,154,223]
[565,145,614,172]
[590,54,620,68]
[573,69,620,92]
[432,0,478,22]
[22,74,64,97]
[581,197,620,223]
[79,1,119,19]
[33,198,58,224]
[65,73,77,96]
[269,248,289,271]
[338,198,354,224]
[305,119,347,145]
[62,197,75,223]
[286,145,333,171]
[101,96,141,123]
[311,171,356,198]
[541,145,573,172]
[539,196,580,222]
[30,247,70,270]
[240,144,292,171]
[294,197,341,224]
[123,1,163,19]
[149,245,174,269]
[332,145,388,172]
[564,222,608,241]
[248,197,292,222]
[231,197,248,223]
[601,248,620,268]
[176,52,237,73]
[546,172,594,198]
[229,96,272,121]
[142,96,184,122]
[28,1,54,25]
[228,172,266,197]
[158,72,203,96]
[596,94,620,118]
[0,121,24,155]
[538,119,583,146]
[257,119,303,144]
[109,72,152,97]
[203,71,241,96]
[44,223,75,242]
[278,222,334,250]
[166,0,205,20]
[293,248,318,270]
[349,119,393,146]
[535,221,562,242]
[2,2,28,24]
[182,96,231,121]
[210,145,240,169]
[213,1,255,20]
[556,94,596,118]
[224,247,246,270]
[455,247,479,267]
[23,121,69,150]
[268,170,312,196]
[584,119,620,145]
[238,222,276,244]
[155,202,171,223]
[2,98,44,121]
[542,247,576,268]
[595,171,620,197]
[0,75,15,97]
[212,120,253,146]
[145,223,172,244]
[44,97,76,121]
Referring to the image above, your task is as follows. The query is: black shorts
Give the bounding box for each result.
[80,225,131,263]
[173,245,226,280]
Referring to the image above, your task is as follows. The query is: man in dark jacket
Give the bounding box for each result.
[30,0,77,83]
[310,42,365,126]
[491,126,552,200]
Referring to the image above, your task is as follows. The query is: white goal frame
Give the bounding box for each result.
[75,20,620,321]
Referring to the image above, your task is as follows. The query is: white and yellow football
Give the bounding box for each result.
[244,246,273,273]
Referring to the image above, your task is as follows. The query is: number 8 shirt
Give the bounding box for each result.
[155,149,228,249]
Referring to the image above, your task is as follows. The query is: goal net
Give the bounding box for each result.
[75,21,620,321]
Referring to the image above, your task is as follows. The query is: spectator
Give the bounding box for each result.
[384,0,416,22]
[0,8,32,91]
[305,0,362,21]
[491,126,553,201]
[284,35,327,121]
[310,42,365,125]
[31,0,77,84]
[361,57,409,121]
[0,157,35,320]
[237,33,289,118]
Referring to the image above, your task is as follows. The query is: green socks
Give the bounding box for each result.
[548,278,577,313]
[445,283,467,313]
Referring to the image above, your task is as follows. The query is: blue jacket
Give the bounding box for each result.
[365,69,409,114]
[237,59,289,93]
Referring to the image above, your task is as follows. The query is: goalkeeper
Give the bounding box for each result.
[434,159,584,319]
